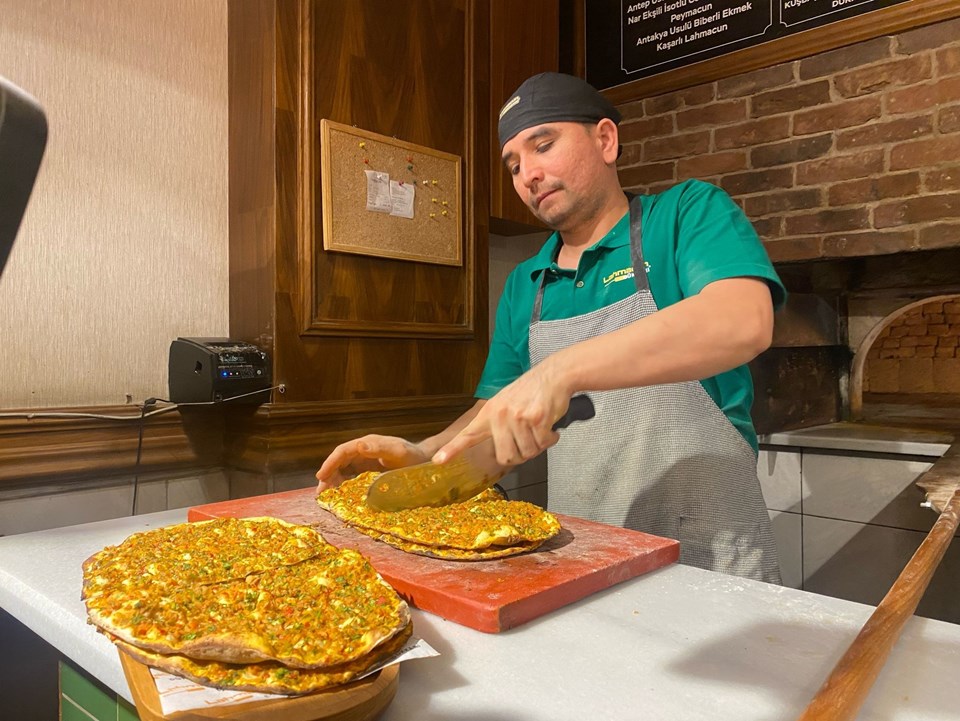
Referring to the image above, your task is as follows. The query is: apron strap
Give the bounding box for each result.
[532,192,650,325]
[628,193,650,293]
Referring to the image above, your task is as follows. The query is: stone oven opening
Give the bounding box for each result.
[851,295,960,427]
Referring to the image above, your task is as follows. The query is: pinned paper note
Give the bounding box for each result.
[364,169,393,213]
[389,180,415,219]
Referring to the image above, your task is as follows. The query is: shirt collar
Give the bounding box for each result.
[527,211,630,280]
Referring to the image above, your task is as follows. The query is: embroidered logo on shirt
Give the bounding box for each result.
[602,267,635,286]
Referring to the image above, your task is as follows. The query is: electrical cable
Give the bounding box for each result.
[0,385,282,421]
[130,399,153,515]
[0,385,282,514]
[121,386,282,515]
[0,406,179,421]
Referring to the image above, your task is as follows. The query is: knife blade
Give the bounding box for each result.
[364,394,595,511]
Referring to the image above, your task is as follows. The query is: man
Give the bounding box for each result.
[317,72,785,583]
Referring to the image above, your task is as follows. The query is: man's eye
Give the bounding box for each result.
[509,165,520,176]
[536,141,553,153]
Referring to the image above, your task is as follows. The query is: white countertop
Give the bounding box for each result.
[3,509,960,720]
[760,422,954,457]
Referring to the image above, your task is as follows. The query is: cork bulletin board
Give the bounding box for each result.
[319,119,462,266]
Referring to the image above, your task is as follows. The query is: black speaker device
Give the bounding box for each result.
[168,337,271,404]
[1,76,48,279]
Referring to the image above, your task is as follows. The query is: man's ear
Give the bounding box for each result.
[595,118,620,165]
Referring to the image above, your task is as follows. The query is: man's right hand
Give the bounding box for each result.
[315,435,429,492]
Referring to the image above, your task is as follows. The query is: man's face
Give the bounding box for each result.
[500,121,609,231]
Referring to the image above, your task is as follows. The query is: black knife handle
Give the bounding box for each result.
[552,394,595,430]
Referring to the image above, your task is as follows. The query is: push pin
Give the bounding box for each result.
[407,155,413,163]
[429,212,436,218]
[359,142,366,149]
[432,198,437,203]
[431,179,438,186]
[363,158,369,164]
[441,200,449,206]
[422,180,429,185]
[407,164,413,170]
[441,210,448,216]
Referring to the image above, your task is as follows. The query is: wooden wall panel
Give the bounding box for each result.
[223,0,491,473]
[0,407,223,487]
[228,0,277,355]
[301,1,473,337]
[489,0,558,232]
[274,0,489,406]
[224,394,477,474]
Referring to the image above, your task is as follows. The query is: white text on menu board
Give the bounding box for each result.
[627,1,753,51]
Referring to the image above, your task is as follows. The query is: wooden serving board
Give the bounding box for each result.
[119,649,399,721]
[188,487,678,633]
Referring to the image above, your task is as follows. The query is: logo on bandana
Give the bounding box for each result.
[499,95,521,120]
[602,267,635,286]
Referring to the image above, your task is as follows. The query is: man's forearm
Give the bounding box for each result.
[549,278,773,395]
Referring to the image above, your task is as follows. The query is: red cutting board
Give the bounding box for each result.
[188,487,678,633]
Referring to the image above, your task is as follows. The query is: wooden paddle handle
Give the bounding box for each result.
[798,487,960,721]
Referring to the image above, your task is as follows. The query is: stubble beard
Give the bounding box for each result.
[532,186,605,234]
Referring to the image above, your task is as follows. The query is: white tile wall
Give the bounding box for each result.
[274,471,321,494]
[802,515,960,624]
[757,449,802,512]
[801,453,934,530]
[768,510,802,589]
[757,445,959,624]
[0,470,229,536]
[164,472,230,510]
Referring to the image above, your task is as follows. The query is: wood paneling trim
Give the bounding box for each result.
[594,1,960,103]
[300,320,474,339]
[0,393,477,486]
[296,0,315,337]
[223,393,477,473]
[489,0,557,227]
[464,0,483,341]
[228,0,277,349]
[0,406,223,487]
[241,393,478,421]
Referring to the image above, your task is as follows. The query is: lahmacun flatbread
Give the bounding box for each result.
[82,517,326,589]
[317,472,560,558]
[83,518,410,669]
[353,525,546,560]
[112,623,413,696]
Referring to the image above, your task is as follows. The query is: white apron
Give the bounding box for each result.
[529,195,781,583]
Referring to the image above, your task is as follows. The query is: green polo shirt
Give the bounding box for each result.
[477,179,787,453]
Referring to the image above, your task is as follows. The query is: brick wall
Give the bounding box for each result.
[615,17,960,264]
[864,297,960,395]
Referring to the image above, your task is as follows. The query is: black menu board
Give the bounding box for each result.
[585,0,912,91]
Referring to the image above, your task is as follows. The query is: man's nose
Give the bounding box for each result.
[518,158,544,188]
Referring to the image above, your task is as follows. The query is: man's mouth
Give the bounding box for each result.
[534,188,559,208]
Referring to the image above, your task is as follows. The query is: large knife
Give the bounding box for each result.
[365,394,595,511]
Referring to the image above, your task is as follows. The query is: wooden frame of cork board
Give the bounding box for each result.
[319,119,462,266]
